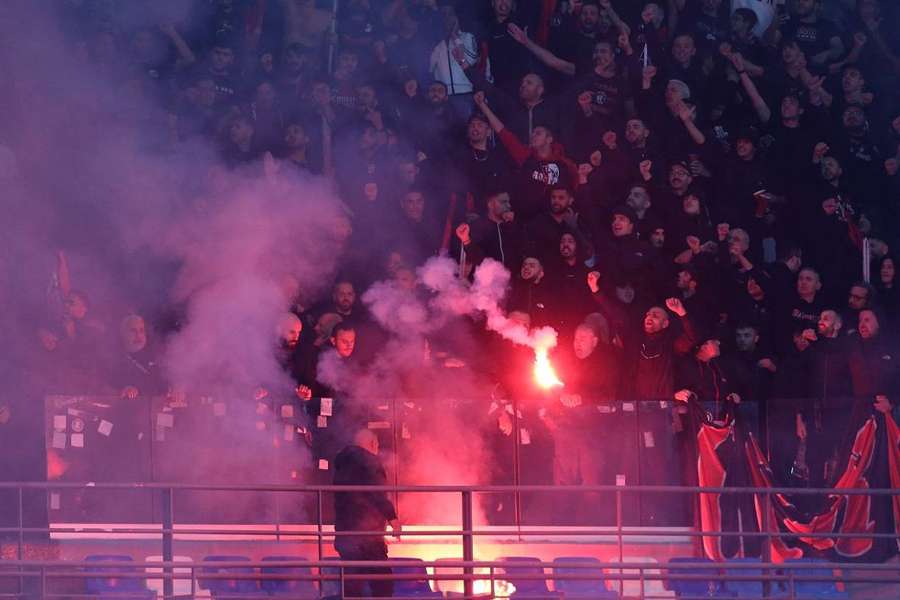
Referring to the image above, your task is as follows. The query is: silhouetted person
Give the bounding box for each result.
[333,429,401,598]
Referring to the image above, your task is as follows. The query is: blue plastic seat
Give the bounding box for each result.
[498,556,561,599]
[260,556,317,597]
[392,558,441,597]
[723,557,789,598]
[319,557,343,598]
[84,554,155,599]
[667,557,735,598]
[199,555,259,597]
[551,557,618,598]
[783,558,849,599]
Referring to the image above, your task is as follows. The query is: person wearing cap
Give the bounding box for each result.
[593,205,655,307]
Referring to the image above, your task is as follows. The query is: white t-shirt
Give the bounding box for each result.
[732,0,778,37]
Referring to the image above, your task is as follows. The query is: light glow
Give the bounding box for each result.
[533,347,563,389]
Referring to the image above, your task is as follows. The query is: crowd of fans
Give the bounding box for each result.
[27,0,900,522]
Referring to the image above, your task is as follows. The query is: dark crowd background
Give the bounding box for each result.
[2,0,900,529]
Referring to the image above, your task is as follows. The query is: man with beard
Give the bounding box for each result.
[546,232,594,342]
[508,256,553,328]
[589,283,698,524]
[799,309,853,491]
[527,185,590,259]
[455,190,526,271]
[848,309,900,423]
[109,314,164,399]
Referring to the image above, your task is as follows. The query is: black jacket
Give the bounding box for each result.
[333,445,397,534]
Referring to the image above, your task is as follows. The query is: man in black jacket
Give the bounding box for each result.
[333,429,401,598]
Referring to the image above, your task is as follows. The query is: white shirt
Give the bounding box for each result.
[429,31,484,95]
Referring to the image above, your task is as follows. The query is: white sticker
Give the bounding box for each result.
[520,428,531,446]
[598,405,611,413]
[616,474,626,486]
[318,459,329,470]
[284,424,294,441]
[659,400,668,409]
[317,415,328,428]
[281,405,294,418]
[320,398,333,417]
[213,402,227,417]
[401,423,411,439]
[622,402,635,412]
[50,493,61,510]
[66,408,80,416]
[70,433,84,448]
[97,420,113,436]
[52,431,66,449]
[157,413,174,428]
[53,415,67,431]
[643,431,655,448]
[155,427,165,442]
[255,421,266,431]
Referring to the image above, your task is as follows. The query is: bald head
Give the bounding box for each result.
[354,429,379,455]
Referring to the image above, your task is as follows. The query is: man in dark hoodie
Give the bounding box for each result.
[333,428,401,598]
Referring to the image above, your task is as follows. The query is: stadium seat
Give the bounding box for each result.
[497,556,561,599]
[666,557,734,598]
[783,558,849,599]
[144,554,194,599]
[608,556,673,598]
[391,558,441,597]
[260,556,317,597]
[84,554,155,599]
[198,555,259,597]
[723,557,788,598]
[551,556,618,598]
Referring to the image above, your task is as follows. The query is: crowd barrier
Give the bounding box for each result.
[0,481,899,599]
[36,394,819,527]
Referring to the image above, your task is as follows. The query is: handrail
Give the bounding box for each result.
[6,525,900,540]
[6,480,900,495]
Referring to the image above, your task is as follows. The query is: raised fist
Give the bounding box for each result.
[665,297,687,316]
[587,271,601,293]
[602,131,617,150]
[455,223,471,245]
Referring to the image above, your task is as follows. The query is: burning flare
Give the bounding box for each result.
[533,347,563,389]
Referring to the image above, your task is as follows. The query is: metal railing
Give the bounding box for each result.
[2,481,899,599]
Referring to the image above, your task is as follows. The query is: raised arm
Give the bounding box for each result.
[159,23,196,67]
[731,53,771,123]
[507,23,576,76]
